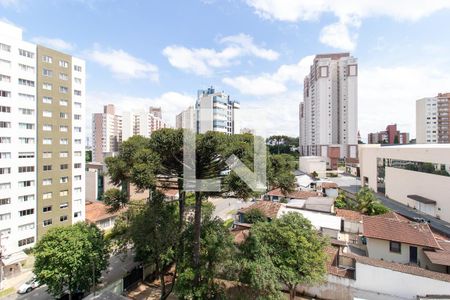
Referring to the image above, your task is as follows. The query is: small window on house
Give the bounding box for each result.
[389,241,401,253]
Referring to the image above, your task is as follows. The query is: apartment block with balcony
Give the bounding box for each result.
[417,93,450,144]
[92,104,122,162]
[121,107,168,141]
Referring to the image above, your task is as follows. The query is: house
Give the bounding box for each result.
[317,181,339,197]
[237,201,282,223]
[362,212,445,269]
[85,201,125,231]
[265,188,318,202]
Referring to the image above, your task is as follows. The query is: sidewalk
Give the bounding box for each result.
[1,269,33,296]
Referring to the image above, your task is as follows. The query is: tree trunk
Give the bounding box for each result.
[289,284,297,300]
[192,191,202,292]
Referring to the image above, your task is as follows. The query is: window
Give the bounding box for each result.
[60,151,68,158]
[42,69,53,77]
[74,175,82,181]
[0,198,11,205]
[19,137,35,144]
[60,138,68,145]
[43,165,52,171]
[43,124,52,131]
[43,192,52,200]
[389,241,401,253]
[59,99,68,106]
[18,78,35,87]
[43,111,52,117]
[42,55,52,63]
[19,194,34,202]
[0,59,11,69]
[60,190,68,197]
[74,114,81,120]
[18,237,34,247]
[0,43,11,52]
[0,90,11,97]
[0,152,11,159]
[59,60,69,68]
[18,166,34,173]
[60,215,68,222]
[74,102,82,108]
[0,213,11,221]
[19,49,34,58]
[43,96,52,104]
[60,176,68,183]
[18,64,35,73]
[59,73,68,80]
[74,127,82,133]
[19,152,34,158]
[74,163,82,168]
[59,86,68,94]
[74,65,82,72]
[19,209,34,216]
[60,202,69,209]
[0,121,11,128]
[43,83,52,90]
[19,123,35,130]
[43,206,52,213]
[74,90,82,96]
[74,77,82,84]
[74,151,82,157]
[18,223,35,231]
[42,179,52,186]
[74,187,82,193]
[74,211,82,218]
[74,139,81,144]
[60,125,68,132]
[0,137,11,143]
[19,108,34,115]
[0,167,11,174]
[43,138,52,145]
[0,74,11,82]
[0,106,11,113]
[60,112,68,119]
[19,93,35,101]
[18,180,34,187]
[0,182,11,189]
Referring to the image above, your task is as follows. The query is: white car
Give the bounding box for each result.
[18,277,39,294]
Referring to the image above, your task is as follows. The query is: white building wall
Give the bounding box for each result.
[416,97,438,144]
[0,22,37,256]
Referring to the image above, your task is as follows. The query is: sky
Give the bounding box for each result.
[2,0,450,140]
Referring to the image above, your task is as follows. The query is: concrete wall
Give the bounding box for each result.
[299,156,326,176]
[385,167,450,222]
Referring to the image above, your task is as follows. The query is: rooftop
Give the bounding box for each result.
[407,194,437,205]
[335,208,363,222]
[266,188,318,199]
[85,201,125,223]
[238,201,282,219]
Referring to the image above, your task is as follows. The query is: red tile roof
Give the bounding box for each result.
[238,201,282,219]
[321,182,338,189]
[266,188,318,199]
[363,213,441,249]
[335,208,363,222]
[424,241,450,266]
[85,201,125,223]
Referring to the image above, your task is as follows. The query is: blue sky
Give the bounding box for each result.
[2,0,450,139]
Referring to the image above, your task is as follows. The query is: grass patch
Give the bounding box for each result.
[226,209,237,215]
[0,287,15,298]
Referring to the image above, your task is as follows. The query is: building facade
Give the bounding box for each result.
[196,87,240,134]
[92,104,122,162]
[0,21,85,264]
[299,53,358,169]
[368,124,409,144]
[121,107,168,141]
[175,106,196,131]
[416,93,450,144]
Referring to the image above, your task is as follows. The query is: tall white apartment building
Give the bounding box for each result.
[121,107,168,141]
[299,53,358,169]
[92,104,122,162]
[416,94,450,144]
[0,21,86,268]
[196,87,240,134]
[175,106,196,131]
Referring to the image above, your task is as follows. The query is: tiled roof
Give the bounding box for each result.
[231,228,250,244]
[266,188,318,199]
[321,182,338,189]
[85,201,125,223]
[424,241,450,266]
[238,201,282,219]
[363,213,441,249]
[335,208,363,222]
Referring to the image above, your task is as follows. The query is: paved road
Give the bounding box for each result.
[329,175,450,237]
[209,197,253,220]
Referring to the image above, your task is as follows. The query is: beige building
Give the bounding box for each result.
[416,93,450,144]
[359,144,450,222]
[92,104,122,162]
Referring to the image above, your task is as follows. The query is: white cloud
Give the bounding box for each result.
[0,0,19,7]
[163,33,279,76]
[86,47,159,82]
[31,36,74,52]
[359,65,450,140]
[245,0,450,50]
[223,55,314,96]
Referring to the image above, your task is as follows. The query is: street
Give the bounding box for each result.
[209,197,253,220]
[329,175,450,237]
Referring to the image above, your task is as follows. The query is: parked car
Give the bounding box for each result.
[18,277,39,294]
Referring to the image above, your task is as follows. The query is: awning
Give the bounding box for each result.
[1,251,28,266]
[407,194,437,205]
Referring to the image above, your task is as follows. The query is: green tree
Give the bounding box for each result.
[240,213,328,300]
[267,154,297,195]
[334,191,348,209]
[356,187,389,215]
[85,150,92,163]
[244,208,267,224]
[102,188,128,213]
[33,222,109,298]
[393,135,399,144]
